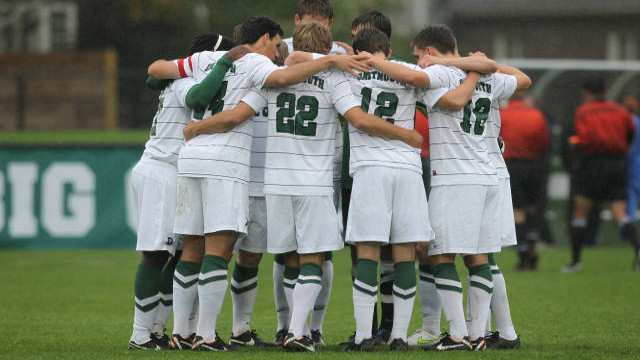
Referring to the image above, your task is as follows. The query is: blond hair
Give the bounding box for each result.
[274,41,289,66]
[292,21,332,54]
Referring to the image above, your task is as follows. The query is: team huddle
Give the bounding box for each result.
[128,0,531,353]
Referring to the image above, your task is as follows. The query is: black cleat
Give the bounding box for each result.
[311,330,325,346]
[170,334,194,350]
[274,328,288,346]
[423,333,472,351]
[230,330,272,347]
[128,339,162,350]
[485,332,520,349]
[374,328,391,345]
[283,333,315,352]
[151,332,171,349]
[470,337,487,351]
[344,338,375,352]
[339,331,356,345]
[389,338,409,351]
[191,335,232,351]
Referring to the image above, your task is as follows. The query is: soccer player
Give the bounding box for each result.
[128,32,234,350]
[344,28,488,351]
[149,16,372,351]
[366,24,530,350]
[282,0,346,55]
[183,21,423,353]
[563,77,639,272]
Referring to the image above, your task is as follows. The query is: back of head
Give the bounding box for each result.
[297,0,333,20]
[274,42,289,67]
[293,21,332,54]
[188,32,235,55]
[239,16,284,45]
[351,10,392,38]
[412,24,457,54]
[352,28,390,57]
[581,76,606,97]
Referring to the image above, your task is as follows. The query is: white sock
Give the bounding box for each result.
[273,260,289,331]
[289,263,323,338]
[353,259,378,344]
[433,263,468,340]
[419,266,441,335]
[491,267,518,340]
[310,259,333,332]
[172,261,200,338]
[468,264,494,340]
[390,261,416,342]
[132,294,160,343]
[152,291,173,335]
[231,264,258,336]
[195,256,228,342]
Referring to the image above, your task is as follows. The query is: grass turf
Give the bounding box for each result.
[1,245,638,359]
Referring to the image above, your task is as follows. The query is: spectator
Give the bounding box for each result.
[500,92,550,270]
[562,77,639,272]
[623,96,640,225]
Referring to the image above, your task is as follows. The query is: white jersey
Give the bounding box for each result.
[283,37,347,56]
[142,78,195,166]
[250,106,269,196]
[422,64,517,186]
[243,69,360,196]
[486,99,510,179]
[175,51,278,183]
[347,60,423,175]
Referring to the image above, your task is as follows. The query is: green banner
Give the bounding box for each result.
[0,146,144,249]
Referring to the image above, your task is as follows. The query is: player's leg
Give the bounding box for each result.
[273,253,290,343]
[486,253,520,348]
[350,242,381,350]
[611,200,640,268]
[564,194,592,272]
[409,242,441,346]
[171,235,204,349]
[376,245,394,344]
[152,249,181,343]
[388,243,416,351]
[464,253,493,349]
[309,251,333,345]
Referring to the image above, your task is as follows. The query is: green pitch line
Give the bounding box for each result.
[0,130,149,146]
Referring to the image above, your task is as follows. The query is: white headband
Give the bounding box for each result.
[213,35,223,51]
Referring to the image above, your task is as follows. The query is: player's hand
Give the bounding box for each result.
[418,54,446,68]
[331,54,371,78]
[468,51,487,58]
[224,45,250,62]
[183,121,200,141]
[334,41,355,56]
[404,130,424,149]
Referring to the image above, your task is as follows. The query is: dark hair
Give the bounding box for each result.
[351,10,392,38]
[352,28,390,57]
[187,32,235,55]
[239,16,284,45]
[297,0,333,20]
[582,76,606,95]
[412,24,456,54]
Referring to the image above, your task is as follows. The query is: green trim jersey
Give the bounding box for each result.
[347,60,424,175]
[486,99,510,180]
[142,78,196,166]
[176,51,278,183]
[422,65,517,186]
[243,69,360,196]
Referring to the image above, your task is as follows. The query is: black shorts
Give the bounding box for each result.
[506,159,547,208]
[573,156,627,201]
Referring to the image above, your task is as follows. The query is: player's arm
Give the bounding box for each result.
[418,54,498,74]
[434,71,482,111]
[495,63,532,91]
[148,60,181,79]
[343,107,423,149]
[264,54,370,87]
[284,51,315,66]
[366,55,432,88]
[145,76,171,91]
[183,102,255,141]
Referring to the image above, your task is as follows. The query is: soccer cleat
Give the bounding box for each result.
[151,331,171,349]
[229,330,272,347]
[128,339,162,350]
[470,337,487,351]
[560,262,582,273]
[422,333,472,351]
[374,328,391,345]
[485,332,521,349]
[170,334,194,350]
[283,333,316,352]
[344,337,375,352]
[389,338,409,351]
[408,329,440,346]
[339,331,356,345]
[191,335,232,351]
[274,328,288,346]
[310,330,325,346]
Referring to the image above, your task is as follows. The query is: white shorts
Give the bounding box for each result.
[131,158,181,255]
[266,194,343,254]
[428,184,501,255]
[499,178,517,247]
[173,176,249,236]
[346,166,434,245]
[235,196,267,253]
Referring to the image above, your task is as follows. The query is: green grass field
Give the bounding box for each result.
[1,245,639,360]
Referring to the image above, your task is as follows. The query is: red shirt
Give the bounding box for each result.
[500,99,550,160]
[415,108,430,157]
[573,101,634,156]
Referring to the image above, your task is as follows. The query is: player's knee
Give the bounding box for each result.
[141,251,170,268]
[238,250,263,267]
